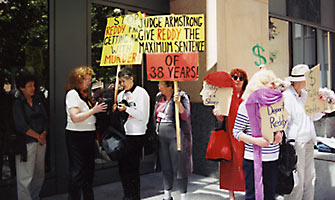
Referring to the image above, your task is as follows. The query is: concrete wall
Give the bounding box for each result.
[173,0,271,103]
[217,0,269,76]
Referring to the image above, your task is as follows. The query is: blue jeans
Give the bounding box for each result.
[243,159,279,200]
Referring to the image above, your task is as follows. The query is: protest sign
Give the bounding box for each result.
[304,64,325,116]
[146,52,198,81]
[138,14,205,53]
[100,12,142,66]
[143,14,205,151]
[200,81,233,116]
[260,98,289,143]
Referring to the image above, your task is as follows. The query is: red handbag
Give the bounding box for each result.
[206,129,232,161]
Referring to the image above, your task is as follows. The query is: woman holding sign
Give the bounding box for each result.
[217,69,248,200]
[233,69,283,200]
[153,81,192,200]
[283,64,325,200]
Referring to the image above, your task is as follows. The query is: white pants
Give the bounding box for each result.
[284,140,315,200]
[16,142,46,200]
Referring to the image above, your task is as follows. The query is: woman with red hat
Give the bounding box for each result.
[220,69,248,200]
[202,69,248,200]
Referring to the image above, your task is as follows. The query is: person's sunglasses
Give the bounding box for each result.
[232,75,244,81]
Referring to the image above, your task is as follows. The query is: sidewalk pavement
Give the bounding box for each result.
[44,172,246,200]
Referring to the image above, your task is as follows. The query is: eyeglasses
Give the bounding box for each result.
[232,75,244,81]
[158,84,166,88]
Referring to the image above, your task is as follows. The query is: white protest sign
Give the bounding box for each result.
[304,64,325,116]
[200,81,233,116]
[260,98,289,143]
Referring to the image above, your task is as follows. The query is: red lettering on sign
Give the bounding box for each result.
[156,28,182,41]
[105,25,126,36]
[146,52,199,81]
[104,53,138,64]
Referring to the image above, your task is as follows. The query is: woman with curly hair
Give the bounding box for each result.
[65,66,107,200]
[13,71,48,200]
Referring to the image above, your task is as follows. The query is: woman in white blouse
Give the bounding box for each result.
[115,69,150,200]
[65,66,107,200]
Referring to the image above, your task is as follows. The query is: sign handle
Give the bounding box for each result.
[174,81,181,151]
[114,65,121,104]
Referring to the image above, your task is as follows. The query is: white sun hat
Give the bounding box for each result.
[288,64,310,82]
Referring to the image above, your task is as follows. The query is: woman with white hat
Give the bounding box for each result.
[283,64,325,200]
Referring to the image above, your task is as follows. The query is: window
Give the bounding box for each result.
[292,22,329,87]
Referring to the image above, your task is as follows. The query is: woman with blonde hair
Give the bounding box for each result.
[65,66,107,200]
[233,69,283,200]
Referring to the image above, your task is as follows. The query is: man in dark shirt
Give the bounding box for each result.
[12,72,48,200]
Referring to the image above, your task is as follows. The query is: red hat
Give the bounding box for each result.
[204,71,235,88]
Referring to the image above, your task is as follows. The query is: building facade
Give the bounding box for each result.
[1,0,335,198]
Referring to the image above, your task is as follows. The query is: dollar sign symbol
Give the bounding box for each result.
[252,43,267,66]
[308,71,316,87]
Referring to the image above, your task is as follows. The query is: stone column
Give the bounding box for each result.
[217,0,269,76]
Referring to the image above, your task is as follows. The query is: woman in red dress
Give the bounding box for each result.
[219,69,248,200]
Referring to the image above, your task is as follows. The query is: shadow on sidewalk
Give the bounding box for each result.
[44,172,245,200]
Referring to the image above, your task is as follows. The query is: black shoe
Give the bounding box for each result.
[163,198,173,200]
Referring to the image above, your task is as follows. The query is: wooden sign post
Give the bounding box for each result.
[174,81,181,151]
[114,65,121,103]
[147,52,199,151]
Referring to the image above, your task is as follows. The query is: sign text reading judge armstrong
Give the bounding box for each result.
[138,14,205,53]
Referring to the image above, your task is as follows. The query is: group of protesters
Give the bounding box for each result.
[1,63,325,200]
[207,64,324,200]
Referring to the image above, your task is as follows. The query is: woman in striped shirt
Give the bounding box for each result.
[233,69,283,200]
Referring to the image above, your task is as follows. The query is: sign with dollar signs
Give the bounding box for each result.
[304,64,325,116]
[252,43,267,67]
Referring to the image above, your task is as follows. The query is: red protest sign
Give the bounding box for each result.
[146,52,198,81]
